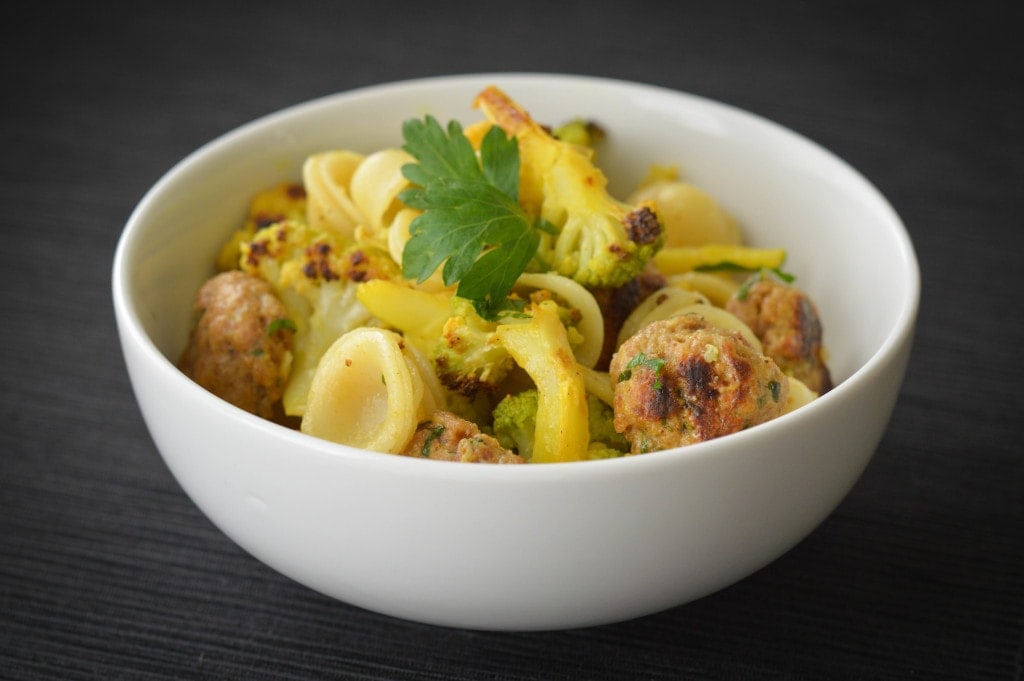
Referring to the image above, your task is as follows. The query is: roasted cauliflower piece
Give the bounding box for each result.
[473,86,664,290]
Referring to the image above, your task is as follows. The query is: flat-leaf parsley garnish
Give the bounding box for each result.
[399,115,554,320]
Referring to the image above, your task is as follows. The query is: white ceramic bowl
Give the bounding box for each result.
[112,73,919,630]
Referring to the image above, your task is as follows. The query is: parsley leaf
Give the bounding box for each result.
[617,352,667,390]
[399,115,547,320]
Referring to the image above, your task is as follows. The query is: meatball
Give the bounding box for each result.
[725,278,832,394]
[178,270,293,421]
[400,411,525,464]
[609,313,788,453]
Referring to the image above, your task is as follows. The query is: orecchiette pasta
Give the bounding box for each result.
[616,286,710,348]
[303,150,368,238]
[349,148,416,240]
[628,179,741,248]
[301,327,431,453]
[514,272,604,368]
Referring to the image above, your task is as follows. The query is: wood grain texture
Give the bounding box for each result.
[2,2,1021,679]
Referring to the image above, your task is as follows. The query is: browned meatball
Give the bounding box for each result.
[609,313,789,453]
[178,270,293,421]
[726,277,833,394]
[400,411,525,464]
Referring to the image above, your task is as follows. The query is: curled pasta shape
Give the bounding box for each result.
[783,376,818,414]
[671,304,763,354]
[300,327,428,453]
[386,207,417,265]
[514,272,604,368]
[495,301,590,463]
[349,148,416,239]
[303,150,367,238]
[666,271,740,307]
[616,287,763,354]
[628,180,741,247]
[616,286,710,347]
[579,364,614,407]
[386,207,450,292]
[401,340,448,416]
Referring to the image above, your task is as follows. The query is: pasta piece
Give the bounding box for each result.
[356,279,452,349]
[402,340,448,416]
[495,301,590,463]
[654,244,787,275]
[579,364,614,407]
[628,180,741,247]
[669,303,763,355]
[350,148,416,240]
[301,327,429,453]
[386,207,418,265]
[514,272,604,368]
[616,286,710,347]
[303,150,367,238]
[385,207,451,292]
[782,376,818,414]
[666,271,740,308]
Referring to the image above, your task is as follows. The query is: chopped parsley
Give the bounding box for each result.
[617,352,667,390]
[735,268,797,301]
[420,424,446,457]
[266,317,297,336]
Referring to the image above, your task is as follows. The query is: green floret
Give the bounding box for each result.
[586,394,629,457]
[474,86,665,291]
[436,297,518,397]
[534,175,664,290]
[492,390,628,461]
[240,219,401,416]
[525,119,664,290]
[492,389,539,460]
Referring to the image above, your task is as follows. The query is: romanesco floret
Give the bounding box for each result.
[492,389,539,460]
[354,279,518,399]
[240,219,399,416]
[492,390,627,461]
[435,296,517,398]
[474,86,664,290]
[586,394,629,457]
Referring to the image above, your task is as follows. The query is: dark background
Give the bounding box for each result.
[3,2,1021,679]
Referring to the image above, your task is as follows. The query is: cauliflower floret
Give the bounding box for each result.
[217,182,308,271]
[355,279,516,399]
[240,219,400,416]
[473,86,664,290]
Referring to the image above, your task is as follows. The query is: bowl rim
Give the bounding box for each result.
[112,71,921,479]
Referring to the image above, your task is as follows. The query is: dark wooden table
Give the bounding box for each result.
[4,2,1021,679]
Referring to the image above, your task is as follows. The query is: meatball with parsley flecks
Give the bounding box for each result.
[726,276,832,395]
[610,313,788,454]
[400,410,525,464]
[179,270,294,422]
